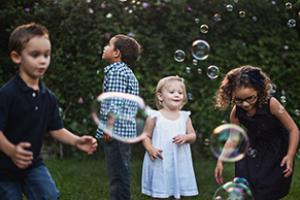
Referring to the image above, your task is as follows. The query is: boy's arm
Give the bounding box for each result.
[49,128,97,155]
[0,131,33,169]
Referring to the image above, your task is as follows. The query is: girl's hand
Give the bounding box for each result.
[10,142,33,169]
[173,134,187,144]
[148,148,163,160]
[281,154,294,177]
[215,160,224,184]
[75,136,98,155]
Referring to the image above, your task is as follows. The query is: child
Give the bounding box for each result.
[95,34,141,200]
[0,22,97,200]
[142,76,199,199]
[214,65,299,200]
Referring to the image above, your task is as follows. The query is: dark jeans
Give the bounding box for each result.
[100,139,131,200]
[0,163,59,200]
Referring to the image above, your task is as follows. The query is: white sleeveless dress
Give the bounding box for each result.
[142,111,199,199]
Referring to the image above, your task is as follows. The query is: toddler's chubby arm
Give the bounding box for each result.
[49,128,97,155]
[142,117,163,160]
[173,117,197,144]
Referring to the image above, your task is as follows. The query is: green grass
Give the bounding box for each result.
[46,154,300,200]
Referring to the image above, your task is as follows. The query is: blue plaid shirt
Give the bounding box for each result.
[96,62,139,139]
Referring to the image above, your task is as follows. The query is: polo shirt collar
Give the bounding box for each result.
[15,74,46,94]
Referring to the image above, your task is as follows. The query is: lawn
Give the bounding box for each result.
[46,151,300,200]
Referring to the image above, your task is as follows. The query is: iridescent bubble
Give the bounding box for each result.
[247,147,257,158]
[287,19,296,28]
[91,92,149,143]
[192,59,198,66]
[187,92,193,100]
[239,10,246,18]
[294,109,300,116]
[285,2,293,10]
[213,180,254,200]
[88,8,94,14]
[204,138,210,146]
[210,124,249,162]
[226,4,233,12]
[185,66,191,74]
[213,13,222,22]
[233,177,250,187]
[280,95,287,104]
[200,24,209,34]
[252,16,258,22]
[174,49,185,62]
[270,83,277,95]
[197,68,202,75]
[207,65,220,79]
[191,39,210,60]
[106,13,113,18]
[296,149,300,159]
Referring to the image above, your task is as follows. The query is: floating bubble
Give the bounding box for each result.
[247,147,257,158]
[187,92,193,100]
[294,109,300,116]
[197,67,202,75]
[252,16,258,22]
[287,19,296,28]
[285,2,293,10]
[88,8,94,14]
[174,49,185,62]
[200,24,209,34]
[233,177,250,187]
[192,59,198,66]
[194,18,200,24]
[296,149,300,159]
[213,13,222,22]
[106,13,113,18]
[239,10,246,18]
[91,92,149,143]
[280,95,287,104]
[207,65,220,79]
[213,180,254,200]
[191,39,210,60]
[226,4,233,12]
[185,66,191,74]
[210,124,249,162]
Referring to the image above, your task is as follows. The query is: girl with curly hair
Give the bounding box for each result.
[214,65,299,200]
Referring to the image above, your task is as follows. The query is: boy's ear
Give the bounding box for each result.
[10,51,21,64]
[113,49,121,59]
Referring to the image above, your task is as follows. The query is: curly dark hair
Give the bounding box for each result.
[215,65,272,109]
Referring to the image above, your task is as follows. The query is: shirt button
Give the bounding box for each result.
[35,106,39,111]
[32,92,36,97]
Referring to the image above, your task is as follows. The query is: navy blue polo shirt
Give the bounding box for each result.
[0,74,63,180]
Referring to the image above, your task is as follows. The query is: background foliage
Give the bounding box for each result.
[1,0,300,156]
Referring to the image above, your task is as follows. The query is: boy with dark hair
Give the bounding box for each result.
[0,22,97,200]
[96,34,141,200]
